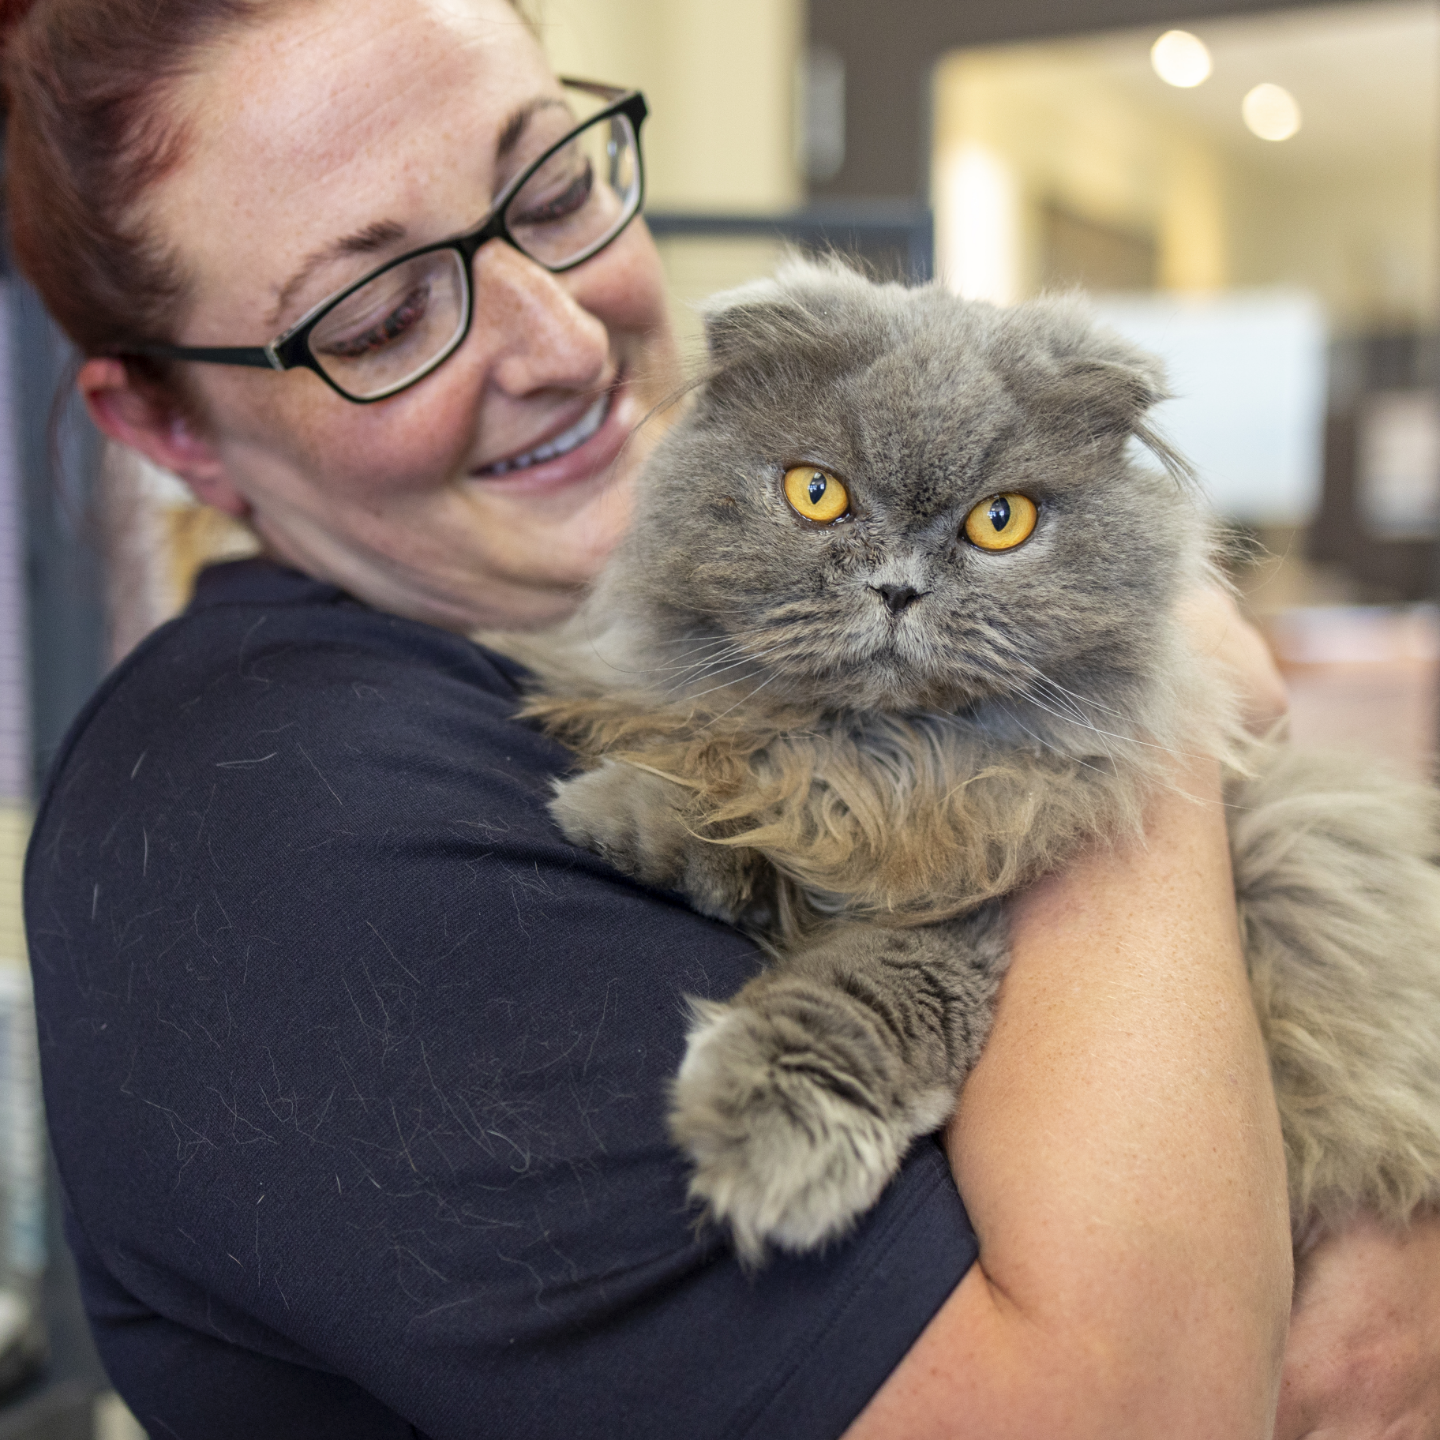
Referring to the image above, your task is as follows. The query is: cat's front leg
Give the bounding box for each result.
[551,759,766,923]
[671,905,1009,1264]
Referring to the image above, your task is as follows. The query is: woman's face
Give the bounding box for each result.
[133,0,681,630]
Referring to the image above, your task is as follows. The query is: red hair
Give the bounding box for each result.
[3,0,275,389]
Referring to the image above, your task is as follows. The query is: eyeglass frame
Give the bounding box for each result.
[119,80,648,404]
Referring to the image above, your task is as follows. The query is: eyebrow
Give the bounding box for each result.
[267,94,568,332]
[499,96,566,162]
[268,221,408,330]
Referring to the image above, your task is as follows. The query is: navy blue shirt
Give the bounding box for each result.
[25,559,977,1439]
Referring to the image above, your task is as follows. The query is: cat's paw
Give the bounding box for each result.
[670,999,948,1264]
[550,760,692,887]
[551,761,761,921]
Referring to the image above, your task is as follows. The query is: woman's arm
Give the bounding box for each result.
[846,754,1294,1438]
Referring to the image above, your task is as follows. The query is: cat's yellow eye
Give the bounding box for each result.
[963,493,1038,552]
[783,466,850,524]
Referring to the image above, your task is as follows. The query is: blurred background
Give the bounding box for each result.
[0,0,1436,1432]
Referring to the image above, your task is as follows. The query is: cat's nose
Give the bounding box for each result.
[872,583,924,616]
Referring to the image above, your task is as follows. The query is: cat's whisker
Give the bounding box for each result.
[1021,685,1115,749]
[1013,680,1131,756]
[579,620,785,681]
[649,623,779,648]
[705,667,783,725]
[997,704,1112,775]
[1012,682,1211,765]
[683,669,765,702]
[1021,673,1107,725]
[651,642,753,678]
[1010,656,1130,721]
[636,629,791,684]
[645,639,737,663]
[584,641,742,680]
[680,645,789,700]
[1012,684,1122,766]
[656,626,805,682]
[577,619,745,679]
[663,642,775,685]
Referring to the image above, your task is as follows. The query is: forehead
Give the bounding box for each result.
[745,313,1017,460]
[147,0,556,337]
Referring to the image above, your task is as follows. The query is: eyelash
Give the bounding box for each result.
[509,161,594,228]
[320,283,430,359]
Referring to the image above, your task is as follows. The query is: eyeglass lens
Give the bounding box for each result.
[305,106,641,401]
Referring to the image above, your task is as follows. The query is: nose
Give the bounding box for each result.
[872,583,924,616]
[466,240,611,395]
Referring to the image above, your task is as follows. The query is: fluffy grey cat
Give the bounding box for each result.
[495,258,1440,1264]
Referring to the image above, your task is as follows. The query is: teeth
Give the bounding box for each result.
[481,391,611,476]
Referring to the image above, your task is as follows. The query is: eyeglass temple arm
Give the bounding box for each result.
[125,341,283,371]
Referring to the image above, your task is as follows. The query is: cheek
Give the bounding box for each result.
[565,223,673,371]
[203,364,477,504]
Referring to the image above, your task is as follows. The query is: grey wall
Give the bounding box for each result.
[0,287,30,808]
[6,282,105,795]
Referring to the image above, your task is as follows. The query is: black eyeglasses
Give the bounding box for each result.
[123,80,647,403]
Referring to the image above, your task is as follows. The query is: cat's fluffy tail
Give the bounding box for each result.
[1229,746,1440,1235]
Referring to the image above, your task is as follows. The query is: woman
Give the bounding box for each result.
[7,0,1438,1434]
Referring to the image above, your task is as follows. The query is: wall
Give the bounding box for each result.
[1228,159,1439,334]
[527,0,803,211]
[930,5,1439,340]
[932,47,1228,300]
[526,0,804,362]
[810,0,1351,201]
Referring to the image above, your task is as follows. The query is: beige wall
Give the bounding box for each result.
[931,12,1438,337]
[528,0,803,211]
[932,48,1229,300]
[1226,160,1438,332]
[527,0,804,363]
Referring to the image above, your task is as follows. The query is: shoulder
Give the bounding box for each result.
[45,556,537,790]
[33,558,559,871]
[25,560,977,1440]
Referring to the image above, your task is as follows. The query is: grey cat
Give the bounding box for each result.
[494,258,1440,1264]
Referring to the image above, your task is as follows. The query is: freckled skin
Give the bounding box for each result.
[92,0,681,632]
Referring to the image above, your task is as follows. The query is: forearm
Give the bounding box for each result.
[849,758,1292,1438]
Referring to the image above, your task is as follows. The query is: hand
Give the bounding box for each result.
[1177,585,1288,734]
[1275,1211,1440,1439]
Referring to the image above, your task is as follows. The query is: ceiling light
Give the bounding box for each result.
[1242,83,1302,142]
[1151,30,1212,88]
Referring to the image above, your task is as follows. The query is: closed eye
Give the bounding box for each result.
[510,160,595,227]
[316,283,431,359]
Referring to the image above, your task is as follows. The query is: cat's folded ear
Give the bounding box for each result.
[998,296,1194,486]
[698,255,884,372]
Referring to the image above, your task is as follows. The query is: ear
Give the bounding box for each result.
[77,358,252,518]
[698,275,792,366]
[698,256,878,371]
[1002,298,1193,485]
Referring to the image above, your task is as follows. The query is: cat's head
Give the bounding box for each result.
[611,258,1206,726]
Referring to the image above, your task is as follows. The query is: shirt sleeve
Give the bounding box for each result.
[26,590,978,1440]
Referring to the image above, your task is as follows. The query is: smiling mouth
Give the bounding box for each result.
[474,388,615,478]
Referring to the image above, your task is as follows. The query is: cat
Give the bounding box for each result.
[491,258,1440,1265]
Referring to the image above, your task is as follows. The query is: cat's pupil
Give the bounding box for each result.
[988,497,1011,531]
[807,474,828,506]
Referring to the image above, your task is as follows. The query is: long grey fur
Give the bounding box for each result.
[490,258,1440,1265]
